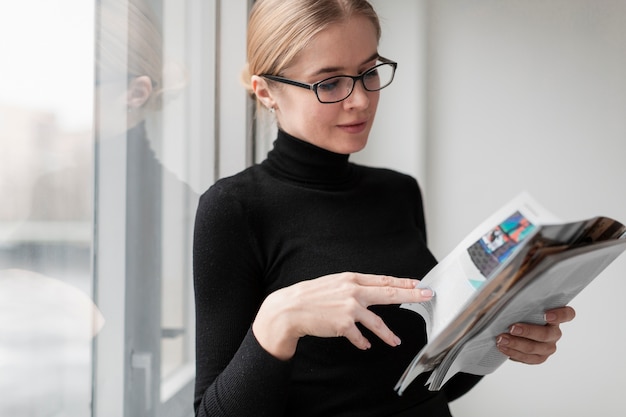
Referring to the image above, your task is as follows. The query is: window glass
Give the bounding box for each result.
[0,1,96,416]
[1,0,247,415]
[93,0,219,415]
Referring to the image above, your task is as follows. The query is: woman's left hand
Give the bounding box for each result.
[496,306,576,364]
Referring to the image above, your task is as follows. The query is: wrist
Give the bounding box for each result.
[252,291,300,360]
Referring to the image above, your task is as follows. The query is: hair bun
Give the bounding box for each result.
[240,62,255,97]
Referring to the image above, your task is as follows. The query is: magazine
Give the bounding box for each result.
[395,193,626,395]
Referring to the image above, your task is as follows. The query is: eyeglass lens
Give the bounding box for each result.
[316,63,395,103]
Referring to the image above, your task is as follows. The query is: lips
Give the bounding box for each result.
[338,120,368,133]
[339,119,367,127]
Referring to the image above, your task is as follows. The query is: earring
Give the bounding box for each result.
[269,107,275,114]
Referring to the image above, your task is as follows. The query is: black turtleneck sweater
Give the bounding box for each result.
[193,130,481,416]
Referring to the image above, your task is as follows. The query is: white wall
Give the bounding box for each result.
[352,0,428,181]
[360,1,626,416]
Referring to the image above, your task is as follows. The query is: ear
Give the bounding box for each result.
[251,75,277,110]
[127,75,153,110]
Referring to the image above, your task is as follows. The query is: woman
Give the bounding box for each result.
[193,1,575,415]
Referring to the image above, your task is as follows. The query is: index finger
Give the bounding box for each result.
[353,273,420,290]
[359,276,433,306]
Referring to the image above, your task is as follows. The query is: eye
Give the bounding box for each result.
[317,77,341,92]
[364,67,380,80]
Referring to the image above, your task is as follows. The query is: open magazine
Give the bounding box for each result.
[395,192,626,395]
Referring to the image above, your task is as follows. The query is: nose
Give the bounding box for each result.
[343,79,371,110]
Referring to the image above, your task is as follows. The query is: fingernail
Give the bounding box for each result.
[496,335,509,346]
[510,325,523,336]
[420,288,434,298]
[544,312,557,322]
[394,336,402,346]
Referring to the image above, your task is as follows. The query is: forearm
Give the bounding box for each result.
[195,328,293,417]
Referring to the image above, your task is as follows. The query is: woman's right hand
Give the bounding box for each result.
[252,272,434,360]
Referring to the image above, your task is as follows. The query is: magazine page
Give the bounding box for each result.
[425,239,626,391]
[396,210,626,395]
[395,192,559,394]
[403,192,561,340]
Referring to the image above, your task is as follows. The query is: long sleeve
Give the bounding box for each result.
[192,185,292,416]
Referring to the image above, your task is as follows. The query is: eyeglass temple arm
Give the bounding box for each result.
[262,75,314,91]
[377,56,397,67]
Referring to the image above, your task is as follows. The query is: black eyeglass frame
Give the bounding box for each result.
[261,56,398,104]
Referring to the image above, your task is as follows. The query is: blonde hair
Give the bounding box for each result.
[242,0,381,101]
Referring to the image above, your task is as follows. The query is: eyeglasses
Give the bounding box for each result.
[262,56,397,104]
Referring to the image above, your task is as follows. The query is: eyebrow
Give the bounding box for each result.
[309,52,380,78]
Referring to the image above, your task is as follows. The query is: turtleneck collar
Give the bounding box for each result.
[261,129,356,188]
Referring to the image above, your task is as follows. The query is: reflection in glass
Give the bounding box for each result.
[95,0,198,413]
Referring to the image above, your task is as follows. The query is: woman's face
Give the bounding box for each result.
[268,16,381,154]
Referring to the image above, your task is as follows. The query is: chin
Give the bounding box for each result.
[335,137,369,155]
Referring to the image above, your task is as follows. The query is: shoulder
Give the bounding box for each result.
[195,165,266,227]
[354,164,421,192]
[352,165,426,224]
[198,165,264,209]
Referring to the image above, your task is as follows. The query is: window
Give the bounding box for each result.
[1,0,251,416]
[94,0,250,416]
[0,1,95,416]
